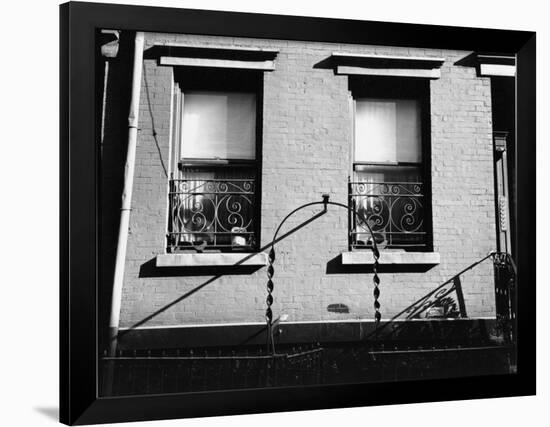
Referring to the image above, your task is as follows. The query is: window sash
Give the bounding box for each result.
[354,98,422,164]
[168,81,261,252]
[180,91,257,161]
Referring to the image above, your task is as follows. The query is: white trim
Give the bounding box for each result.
[163,71,175,255]
[474,53,516,77]
[337,66,441,79]
[153,42,279,54]
[331,52,445,63]
[156,252,268,267]
[479,63,516,77]
[167,75,176,176]
[349,94,355,178]
[160,56,275,71]
[331,52,444,79]
[476,54,515,61]
[342,251,440,265]
[119,316,497,331]
[178,91,184,165]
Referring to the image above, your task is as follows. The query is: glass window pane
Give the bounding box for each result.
[396,100,422,163]
[355,98,421,163]
[354,164,422,182]
[355,100,397,163]
[181,91,256,160]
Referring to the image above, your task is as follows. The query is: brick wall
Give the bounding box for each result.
[107,33,497,332]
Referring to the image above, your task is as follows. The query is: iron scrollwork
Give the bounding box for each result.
[350,181,426,249]
[168,178,256,251]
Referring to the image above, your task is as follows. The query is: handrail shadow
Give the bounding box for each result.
[116,208,328,342]
[363,252,501,341]
[115,197,515,351]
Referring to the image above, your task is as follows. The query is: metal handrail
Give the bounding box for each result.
[265,195,381,354]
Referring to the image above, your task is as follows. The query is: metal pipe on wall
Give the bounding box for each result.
[108,31,145,356]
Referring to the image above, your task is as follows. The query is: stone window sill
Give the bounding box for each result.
[341,251,440,266]
[156,252,268,267]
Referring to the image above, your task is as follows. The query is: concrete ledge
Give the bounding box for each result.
[336,66,441,79]
[160,56,275,71]
[156,253,268,267]
[330,52,444,79]
[476,54,516,77]
[341,251,440,265]
[479,63,516,77]
[152,42,280,54]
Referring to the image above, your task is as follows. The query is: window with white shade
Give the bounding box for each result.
[354,99,421,164]
[180,91,257,160]
[350,77,430,250]
[168,68,262,253]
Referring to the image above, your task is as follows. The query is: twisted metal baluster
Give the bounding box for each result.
[356,209,382,326]
[372,244,381,325]
[264,197,383,353]
[266,247,275,354]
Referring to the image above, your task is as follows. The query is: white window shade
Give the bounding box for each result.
[355,99,421,163]
[181,91,256,160]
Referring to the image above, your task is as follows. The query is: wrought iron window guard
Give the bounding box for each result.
[349,180,427,249]
[168,177,257,252]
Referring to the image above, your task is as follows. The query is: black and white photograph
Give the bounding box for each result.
[98,26,520,397]
[3,0,546,426]
[69,1,536,423]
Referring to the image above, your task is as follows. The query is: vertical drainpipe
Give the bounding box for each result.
[108,31,145,356]
[494,131,512,254]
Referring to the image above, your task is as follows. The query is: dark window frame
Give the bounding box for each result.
[348,76,433,252]
[167,68,264,253]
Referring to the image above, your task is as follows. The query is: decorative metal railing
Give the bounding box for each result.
[168,178,257,251]
[493,252,517,345]
[101,345,324,396]
[349,181,427,249]
[100,342,513,396]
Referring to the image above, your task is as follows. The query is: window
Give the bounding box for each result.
[180,92,257,160]
[168,68,262,252]
[349,77,430,250]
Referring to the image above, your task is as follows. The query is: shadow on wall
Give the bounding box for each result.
[116,185,499,348]
[98,30,136,350]
[325,254,436,274]
[118,254,501,348]
[142,63,168,178]
[139,258,262,277]
[117,208,327,342]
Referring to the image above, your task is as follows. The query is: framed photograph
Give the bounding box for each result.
[60,1,536,424]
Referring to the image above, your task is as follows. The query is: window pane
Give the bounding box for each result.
[355,98,421,163]
[354,164,422,182]
[355,100,397,163]
[181,91,256,160]
[396,100,422,162]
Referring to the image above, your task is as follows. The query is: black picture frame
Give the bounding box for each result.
[60,1,536,424]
